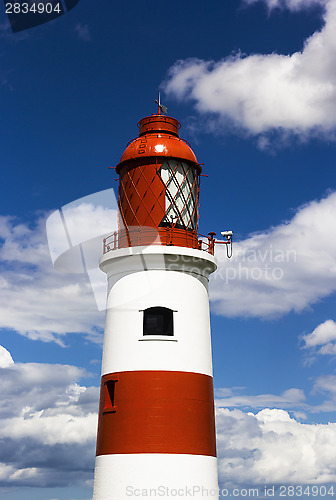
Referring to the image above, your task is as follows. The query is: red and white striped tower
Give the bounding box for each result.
[93,102,230,499]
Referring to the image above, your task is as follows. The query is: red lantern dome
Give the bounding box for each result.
[114,113,202,249]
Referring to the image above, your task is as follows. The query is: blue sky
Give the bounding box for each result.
[1,0,336,498]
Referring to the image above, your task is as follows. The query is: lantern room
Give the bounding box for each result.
[114,112,202,250]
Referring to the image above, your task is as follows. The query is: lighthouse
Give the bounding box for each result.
[93,102,231,499]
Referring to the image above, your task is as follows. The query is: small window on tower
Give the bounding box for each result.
[143,307,174,336]
[103,379,117,412]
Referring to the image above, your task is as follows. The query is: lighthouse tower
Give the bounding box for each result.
[93,103,227,500]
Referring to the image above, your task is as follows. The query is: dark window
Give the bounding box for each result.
[104,379,117,412]
[143,307,173,336]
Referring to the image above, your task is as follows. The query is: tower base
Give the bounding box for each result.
[93,454,219,499]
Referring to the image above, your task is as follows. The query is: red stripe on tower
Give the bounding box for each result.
[96,370,216,456]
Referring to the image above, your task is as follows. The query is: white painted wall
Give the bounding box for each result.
[93,454,219,500]
[100,246,217,377]
[101,269,213,376]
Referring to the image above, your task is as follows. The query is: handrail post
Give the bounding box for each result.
[208,232,216,255]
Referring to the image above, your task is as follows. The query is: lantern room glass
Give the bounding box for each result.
[160,160,198,231]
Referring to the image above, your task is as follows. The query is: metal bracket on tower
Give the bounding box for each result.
[206,231,233,258]
[220,231,233,258]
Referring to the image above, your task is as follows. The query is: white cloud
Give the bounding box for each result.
[0,352,98,488]
[310,375,336,411]
[2,347,336,490]
[164,0,336,144]
[216,382,336,415]
[0,212,106,345]
[217,407,336,487]
[0,346,14,368]
[0,189,167,341]
[46,189,119,311]
[301,320,336,354]
[47,189,118,269]
[210,190,336,318]
[313,375,336,396]
[216,387,306,409]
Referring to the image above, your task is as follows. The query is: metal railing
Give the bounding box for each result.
[103,228,232,257]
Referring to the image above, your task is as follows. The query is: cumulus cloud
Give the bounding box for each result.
[0,352,97,488]
[210,190,336,318]
[1,187,169,341]
[301,320,336,354]
[217,407,336,487]
[3,345,336,491]
[3,189,334,338]
[46,189,119,311]
[163,0,336,144]
[0,191,119,343]
[0,213,104,345]
[0,346,14,368]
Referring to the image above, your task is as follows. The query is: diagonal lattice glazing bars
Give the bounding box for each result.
[159,160,199,231]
